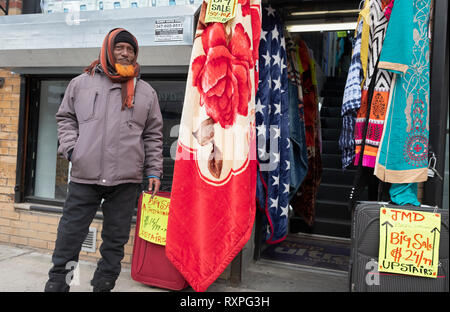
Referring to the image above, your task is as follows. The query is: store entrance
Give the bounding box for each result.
[287,31,357,239]
[254,31,356,273]
[253,0,366,274]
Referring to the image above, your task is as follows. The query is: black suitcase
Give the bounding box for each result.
[349,201,449,292]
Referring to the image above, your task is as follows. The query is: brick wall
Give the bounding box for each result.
[0,2,23,209]
[0,69,20,227]
[0,0,22,16]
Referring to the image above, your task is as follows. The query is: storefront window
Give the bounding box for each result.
[26,77,185,203]
[35,80,70,200]
[143,79,185,191]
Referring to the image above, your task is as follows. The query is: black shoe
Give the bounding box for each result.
[44,280,70,292]
[91,278,115,292]
[93,286,111,292]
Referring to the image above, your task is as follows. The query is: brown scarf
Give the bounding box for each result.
[85,28,140,110]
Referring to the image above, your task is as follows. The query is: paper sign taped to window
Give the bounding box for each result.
[205,0,238,24]
[378,207,441,278]
[155,18,184,42]
[138,193,170,246]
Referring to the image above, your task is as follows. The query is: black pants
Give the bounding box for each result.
[47,181,140,287]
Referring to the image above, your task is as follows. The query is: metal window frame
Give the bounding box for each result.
[16,75,75,207]
[1,0,42,15]
[22,0,42,14]
[0,0,10,15]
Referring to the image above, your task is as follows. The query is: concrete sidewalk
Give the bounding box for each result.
[0,243,348,292]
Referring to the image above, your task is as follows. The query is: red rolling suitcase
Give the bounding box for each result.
[131,191,189,290]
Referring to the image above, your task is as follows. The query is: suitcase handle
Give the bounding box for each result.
[357,201,441,212]
[142,190,171,198]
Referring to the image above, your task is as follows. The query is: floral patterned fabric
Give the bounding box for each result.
[166,0,262,292]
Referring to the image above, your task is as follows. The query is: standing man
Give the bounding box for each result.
[44,28,163,292]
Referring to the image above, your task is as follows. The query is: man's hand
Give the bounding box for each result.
[148,177,161,198]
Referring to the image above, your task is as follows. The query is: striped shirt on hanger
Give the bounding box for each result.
[339,20,364,169]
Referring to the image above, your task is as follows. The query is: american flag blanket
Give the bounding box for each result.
[255,5,291,244]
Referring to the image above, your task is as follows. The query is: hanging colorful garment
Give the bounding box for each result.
[389,183,421,206]
[358,0,371,87]
[255,5,291,244]
[374,0,431,184]
[354,0,394,168]
[383,0,395,20]
[297,40,317,149]
[286,35,308,199]
[289,39,322,227]
[340,20,364,169]
[165,0,262,292]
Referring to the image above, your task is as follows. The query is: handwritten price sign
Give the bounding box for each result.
[378,207,441,278]
[138,193,170,246]
[205,0,238,24]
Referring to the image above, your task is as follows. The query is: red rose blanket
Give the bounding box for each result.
[165,0,261,292]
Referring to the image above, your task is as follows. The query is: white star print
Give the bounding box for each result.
[271,26,279,41]
[270,196,278,209]
[255,98,264,115]
[285,160,290,170]
[280,205,289,217]
[273,103,281,115]
[273,77,281,90]
[262,50,271,66]
[272,175,279,186]
[272,53,281,67]
[271,126,280,139]
[265,6,276,17]
[260,29,268,41]
[280,37,286,50]
[256,123,266,138]
[272,152,280,163]
[283,183,290,194]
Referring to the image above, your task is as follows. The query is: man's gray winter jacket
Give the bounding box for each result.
[56,72,163,186]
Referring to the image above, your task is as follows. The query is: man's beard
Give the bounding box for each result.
[115,63,135,77]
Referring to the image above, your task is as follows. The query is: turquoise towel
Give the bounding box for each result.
[390,183,420,206]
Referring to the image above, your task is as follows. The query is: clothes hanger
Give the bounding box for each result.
[359,0,365,10]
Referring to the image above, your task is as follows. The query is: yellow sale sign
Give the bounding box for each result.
[378,207,441,278]
[205,0,238,24]
[138,193,170,246]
